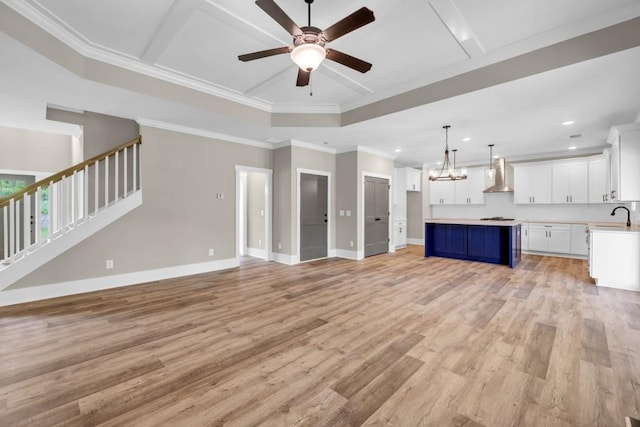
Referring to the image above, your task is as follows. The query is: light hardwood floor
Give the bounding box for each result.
[1,246,639,426]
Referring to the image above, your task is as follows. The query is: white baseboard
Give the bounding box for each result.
[272,252,296,265]
[0,257,239,307]
[335,249,359,260]
[246,247,267,260]
[522,250,587,260]
[407,238,424,245]
[595,279,640,292]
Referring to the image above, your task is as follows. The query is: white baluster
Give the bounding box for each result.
[115,150,119,201]
[23,192,30,251]
[35,186,41,247]
[124,147,128,197]
[60,178,66,234]
[105,155,109,208]
[48,181,54,239]
[94,160,99,215]
[84,165,89,222]
[133,143,137,191]
[72,170,78,226]
[9,199,15,258]
[3,205,8,262]
[15,199,20,254]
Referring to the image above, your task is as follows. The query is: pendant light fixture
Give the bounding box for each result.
[428,125,468,181]
[485,144,496,187]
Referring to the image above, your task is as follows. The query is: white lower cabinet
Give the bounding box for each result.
[521,223,529,251]
[394,220,407,249]
[590,230,640,290]
[570,224,588,255]
[527,223,571,254]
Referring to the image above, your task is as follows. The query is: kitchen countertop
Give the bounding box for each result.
[424,218,639,232]
[424,218,522,227]
[589,224,640,233]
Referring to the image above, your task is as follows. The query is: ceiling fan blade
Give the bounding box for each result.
[325,49,372,73]
[255,0,302,36]
[322,7,375,42]
[296,69,310,87]
[238,46,291,62]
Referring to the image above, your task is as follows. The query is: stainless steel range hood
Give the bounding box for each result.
[483,158,514,193]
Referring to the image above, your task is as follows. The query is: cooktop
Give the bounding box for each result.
[480,217,515,221]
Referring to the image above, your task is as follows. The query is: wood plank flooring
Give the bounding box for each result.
[1,246,639,426]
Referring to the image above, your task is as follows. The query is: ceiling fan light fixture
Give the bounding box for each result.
[290,43,326,71]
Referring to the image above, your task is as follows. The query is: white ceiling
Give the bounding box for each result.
[1,0,640,167]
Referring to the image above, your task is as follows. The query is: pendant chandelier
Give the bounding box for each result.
[428,125,468,181]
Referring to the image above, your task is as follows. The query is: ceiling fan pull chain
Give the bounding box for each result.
[309,74,313,96]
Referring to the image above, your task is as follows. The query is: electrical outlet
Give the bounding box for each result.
[106,259,114,269]
[260,209,264,217]
[339,210,344,216]
[216,193,224,199]
[346,210,351,217]
[278,242,282,249]
[208,249,214,256]
[258,239,262,246]
[349,241,354,247]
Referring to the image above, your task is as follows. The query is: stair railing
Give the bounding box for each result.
[0,136,142,266]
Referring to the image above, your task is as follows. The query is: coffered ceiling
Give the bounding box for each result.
[1,0,640,167]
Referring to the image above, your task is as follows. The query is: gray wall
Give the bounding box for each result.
[336,152,357,251]
[272,144,337,258]
[291,145,336,256]
[246,172,265,251]
[0,126,73,173]
[9,125,272,289]
[46,108,139,159]
[407,191,423,239]
[273,146,292,255]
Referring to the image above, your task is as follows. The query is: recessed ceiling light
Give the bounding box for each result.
[394,148,401,153]
[493,155,500,158]
[462,137,471,142]
[436,161,443,165]
[568,146,577,150]
[562,120,575,126]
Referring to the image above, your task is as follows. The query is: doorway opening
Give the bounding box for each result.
[235,166,272,262]
[297,169,331,263]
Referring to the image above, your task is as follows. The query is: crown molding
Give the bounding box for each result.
[272,139,337,154]
[136,118,273,149]
[2,0,274,112]
[270,104,342,115]
[336,145,396,160]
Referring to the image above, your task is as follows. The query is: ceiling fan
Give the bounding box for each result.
[238,0,375,87]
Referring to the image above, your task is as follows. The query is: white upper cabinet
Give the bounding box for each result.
[551,160,588,204]
[429,180,455,205]
[454,168,486,205]
[514,164,552,204]
[588,153,610,203]
[609,124,640,202]
[406,167,421,192]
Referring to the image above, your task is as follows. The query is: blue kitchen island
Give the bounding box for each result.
[425,219,522,268]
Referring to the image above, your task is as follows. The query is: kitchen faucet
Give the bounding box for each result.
[610,206,631,227]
